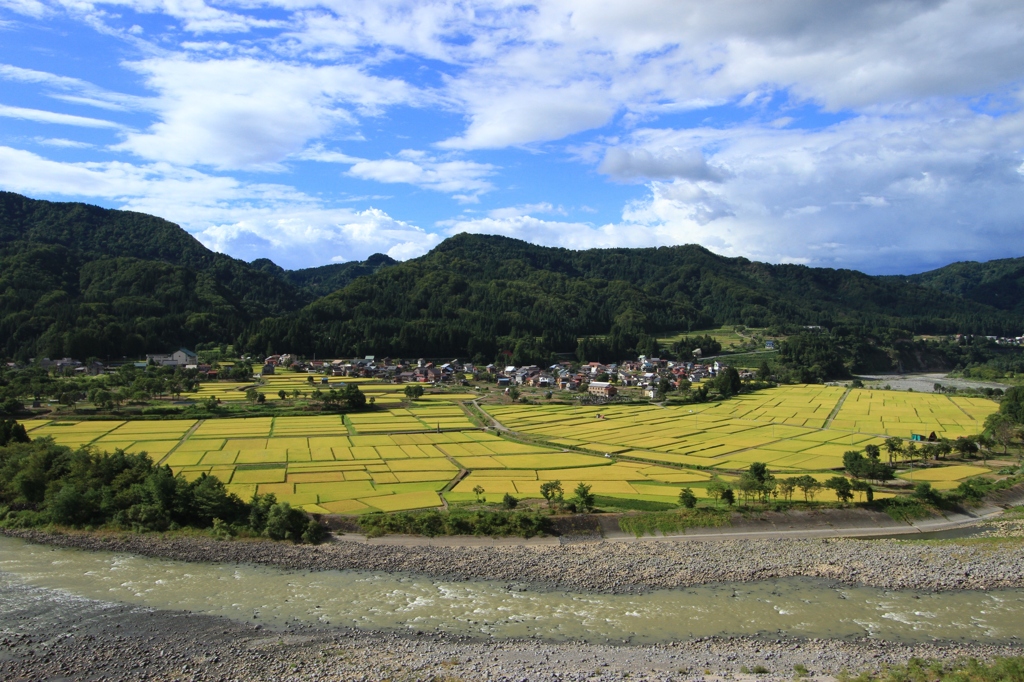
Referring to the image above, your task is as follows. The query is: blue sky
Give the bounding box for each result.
[1,1,1023,274]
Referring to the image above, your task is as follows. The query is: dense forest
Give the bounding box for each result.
[242,233,1023,362]
[2,192,1022,367]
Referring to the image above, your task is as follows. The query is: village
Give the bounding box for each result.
[15,346,746,404]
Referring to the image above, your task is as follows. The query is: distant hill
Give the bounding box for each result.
[1,192,1020,364]
[0,193,390,360]
[242,233,1024,361]
[906,257,1024,316]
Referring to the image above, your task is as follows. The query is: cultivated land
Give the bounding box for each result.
[18,383,1005,514]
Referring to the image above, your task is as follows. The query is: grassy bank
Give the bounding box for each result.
[618,508,731,537]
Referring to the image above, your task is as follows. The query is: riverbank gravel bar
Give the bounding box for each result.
[5,528,1024,594]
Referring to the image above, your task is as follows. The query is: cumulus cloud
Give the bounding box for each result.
[450,101,1024,272]
[347,151,496,196]
[0,146,439,267]
[599,147,727,182]
[115,57,416,170]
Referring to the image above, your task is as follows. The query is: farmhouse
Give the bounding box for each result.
[145,348,197,367]
[588,381,617,398]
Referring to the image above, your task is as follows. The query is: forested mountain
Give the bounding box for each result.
[1,192,1021,364]
[906,257,1024,314]
[241,233,1024,361]
[253,253,397,299]
[0,193,387,359]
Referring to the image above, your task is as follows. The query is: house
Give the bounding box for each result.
[764,340,776,350]
[145,348,197,367]
[588,381,617,398]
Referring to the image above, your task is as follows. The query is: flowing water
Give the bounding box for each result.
[1,536,1022,644]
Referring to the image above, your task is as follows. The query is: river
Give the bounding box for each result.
[1,536,1022,645]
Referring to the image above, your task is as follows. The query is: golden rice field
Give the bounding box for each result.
[830,391,997,439]
[18,385,1001,512]
[896,464,994,490]
[189,375,477,408]
[483,385,999,477]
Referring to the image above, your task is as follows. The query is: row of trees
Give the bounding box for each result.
[696,464,870,507]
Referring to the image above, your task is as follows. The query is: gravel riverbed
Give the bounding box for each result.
[5,528,1024,594]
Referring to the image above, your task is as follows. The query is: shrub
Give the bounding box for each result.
[264,502,308,542]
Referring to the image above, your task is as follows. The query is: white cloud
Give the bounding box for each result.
[0,146,439,267]
[598,147,727,182]
[347,151,496,196]
[115,57,416,170]
[0,0,47,17]
[0,103,122,128]
[293,144,365,164]
[0,63,149,111]
[451,102,1024,271]
[437,83,618,150]
[35,137,94,148]
[486,202,563,219]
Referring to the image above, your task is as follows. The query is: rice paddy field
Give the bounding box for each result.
[189,375,477,407]
[18,385,1002,513]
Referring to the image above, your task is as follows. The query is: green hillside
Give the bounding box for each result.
[905,257,1024,315]
[1,192,1020,364]
[242,233,1023,361]
[0,193,387,359]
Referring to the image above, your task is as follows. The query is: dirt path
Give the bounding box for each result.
[157,418,203,465]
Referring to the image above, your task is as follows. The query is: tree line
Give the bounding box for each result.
[0,434,325,543]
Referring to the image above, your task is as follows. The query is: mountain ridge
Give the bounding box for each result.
[1,192,1021,363]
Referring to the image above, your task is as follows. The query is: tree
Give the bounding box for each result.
[278,389,286,400]
[404,384,424,400]
[264,502,309,542]
[793,475,822,502]
[307,375,315,386]
[573,482,595,512]
[954,436,979,459]
[245,388,258,405]
[985,412,1017,454]
[776,478,796,502]
[825,476,853,503]
[757,361,772,381]
[883,437,903,465]
[999,386,1024,423]
[472,484,485,502]
[256,392,266,404]
[539,480,563,509]
[502,492,518,509]
[737,462,775,504]
[721,488,735,506]
[903,441,917,464]
[865,444,881,461]
[706,478,730,505]
[851,480,874,503]
[714,367,742,397]
[339,382,366,410]
[679,488,697,508]
[0,419,30,446]
[508,386,521,402]
[656,378,672,401]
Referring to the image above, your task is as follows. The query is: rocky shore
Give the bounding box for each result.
[4,527,1024,594]
[2,577,1021,682]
